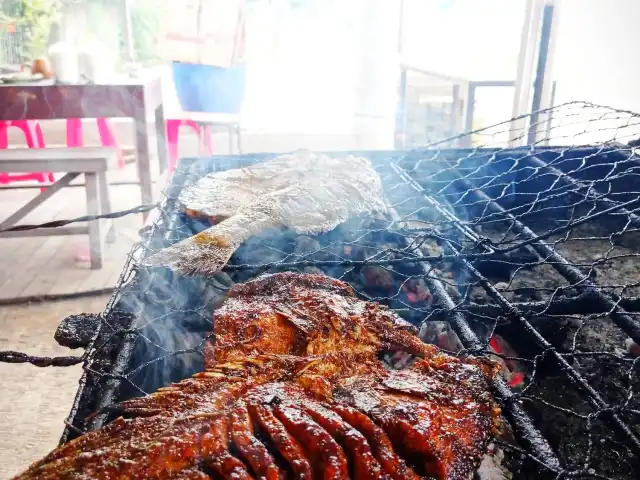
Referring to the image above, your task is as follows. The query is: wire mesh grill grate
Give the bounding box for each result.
[4,101,640,478]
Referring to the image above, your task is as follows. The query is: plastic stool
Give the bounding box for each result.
[0,120,53,188]
[66,118,124,168]
[166,119,214,172]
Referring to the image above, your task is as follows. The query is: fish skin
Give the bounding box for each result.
[144,150,388,276]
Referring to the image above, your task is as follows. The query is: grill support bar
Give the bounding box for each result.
[428,170,640,455]
[464,292,640,318]
[455,175,640,345]
[387,204,562,470]
[527,155,640,228]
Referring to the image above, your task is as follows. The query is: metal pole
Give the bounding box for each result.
[528,1,558,145]
[543,80,557,145]
[509,0,543,147]
[123,0,136,64]
[537,1,561,144]
[461,82,476,148]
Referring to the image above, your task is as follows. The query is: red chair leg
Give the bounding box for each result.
[97,118,125,168]
[34,122,46,148]
[14,121,49,189]
[0,121,53,188]
[201,125,214,155]
[22,121,38,149]
[0,121,8,183]
[66,118,84,147]
[0,121,9,150]
[167,119,203,171]
[166,119,181,172]
[31,122,54,185]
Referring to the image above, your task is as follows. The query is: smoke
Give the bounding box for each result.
[110,146,534,401]
[117,261,233,398]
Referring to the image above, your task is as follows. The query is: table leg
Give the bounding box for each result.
[133,109,153,221]
[98,171,116,244]
[85,172,103,269]
[154,103,168,173]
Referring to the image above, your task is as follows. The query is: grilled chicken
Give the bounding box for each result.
[143,150,388,276]
[206,272,435,368]
[15,352,500,480]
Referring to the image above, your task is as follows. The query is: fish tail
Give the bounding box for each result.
[143,222,248,276]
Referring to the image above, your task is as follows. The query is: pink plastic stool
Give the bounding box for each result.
[0,120,54,188]
[166,119,213,172]
[66,118,125,168]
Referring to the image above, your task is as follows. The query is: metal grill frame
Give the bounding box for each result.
[60,146,640,478]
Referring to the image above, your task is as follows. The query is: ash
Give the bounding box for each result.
[457,216,640,478]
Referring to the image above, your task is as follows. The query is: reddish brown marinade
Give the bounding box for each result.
[15,273,501,480]
[206,272,435,368]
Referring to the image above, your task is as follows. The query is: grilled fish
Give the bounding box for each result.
[15,352,500,480]
[205,271,436,368]
[14,273,502,479]
[144,150,387,276]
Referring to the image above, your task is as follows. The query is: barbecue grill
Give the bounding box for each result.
[42,102,640,479]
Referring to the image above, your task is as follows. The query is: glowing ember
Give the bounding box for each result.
[489,336,525,388]
[402,279,431,303]
[419,322,464,353]
[625,338,640,358]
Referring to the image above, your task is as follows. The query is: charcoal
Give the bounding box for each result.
[55,313,101,349]
[513,286,543,301]
[402,278,432,304]
[626,338,640,357]
[419,321,464,352]
[292,236,322,256]
[205,272,234,291]
[472,256,515,283]
[361,265,396,292]
[234,245,285,265]
[476,445,511,480]
[302,266,325,276]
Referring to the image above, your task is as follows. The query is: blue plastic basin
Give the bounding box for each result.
[171,62,246,114]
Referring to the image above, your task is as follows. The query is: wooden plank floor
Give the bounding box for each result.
[0,163,149,302]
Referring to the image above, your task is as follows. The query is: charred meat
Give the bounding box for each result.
[15,273,501,480]
[206,272,435,368]
[15,352,500,480]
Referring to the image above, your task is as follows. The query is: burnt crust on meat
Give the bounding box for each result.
[207,272,429,368]
[14,273,501,480]
[15,352,500,480]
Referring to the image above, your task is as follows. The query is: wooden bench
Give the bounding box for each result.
[0,147,118,269]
